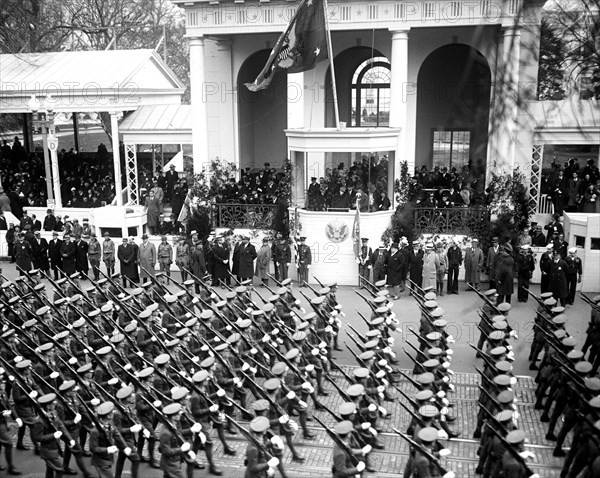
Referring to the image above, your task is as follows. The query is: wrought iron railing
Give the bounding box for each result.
[413,206,490,237]
[214,203,278,229]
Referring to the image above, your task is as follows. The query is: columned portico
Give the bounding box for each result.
[389,28,411,172]
[495,25,522,174]
[110,112,124,206]
[189,36,210,174]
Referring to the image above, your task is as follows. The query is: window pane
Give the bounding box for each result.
[433,131,452,166]
[432,130,471,170]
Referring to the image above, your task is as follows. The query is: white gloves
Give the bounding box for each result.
[368,404,377,412]
[29,391,39,399]
[377,386,385,393]
[135,351,144,357]
[361,445,372,455]
[510,377,518,386]
[279,415,289,424]
[53,430,63,439]
[301,382,314,393]
[16,418,23,427]
[233,377,241,385]
[437,391,446,398]
[442,376,450,383]
[439,448,451,457]
[262,334,270,343]
[180,442,191,452]
[91,398,100,406]
[267,457,280,468]
[369,428,378,437]
[438,430,449,440]
[191,423,202,433]
[74,413,82,424]
[68,357,78,365]
[519,451,536,460]
[286,391,296,400]
[151,336,157,342]
[108,377,119,386]
[216,389,226,398]
[250,348,257,355]
[271,435,284,449]
[124,447,132,456]
[376,370,386,379]
[242,363,250,372]
[153,400,162,408]
[209,404,219,413]
[361,422,370,430]
[107,445,118,454]
[2,410,11,417]
[356,461,366,472]
[443,473,456,478]
[378,359,387,367]
[311,348,319,356]
[305,364,315,372]
[130,424,142,433]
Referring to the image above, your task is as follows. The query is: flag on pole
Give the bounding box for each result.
[245,0,328,92]
[352,204,361,260]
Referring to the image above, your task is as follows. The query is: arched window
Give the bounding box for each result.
[351,57,391,127]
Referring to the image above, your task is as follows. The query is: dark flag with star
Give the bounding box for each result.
[245,0,328,92]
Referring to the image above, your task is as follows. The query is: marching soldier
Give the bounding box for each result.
[90,401,130,478]
[0,373,20,475]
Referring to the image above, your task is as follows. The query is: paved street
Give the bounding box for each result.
[1,260,594,477]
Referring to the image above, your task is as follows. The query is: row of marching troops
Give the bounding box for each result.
[471,285,600,478]
[0,256,469,478]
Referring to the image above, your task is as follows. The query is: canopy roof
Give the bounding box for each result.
[0,49,184,113]
[120,104,192,144]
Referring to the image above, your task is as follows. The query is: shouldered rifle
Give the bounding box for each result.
[580,293,600,311]
[225,416,274,459]
[355,310,372,327]
[396,398,431,429]
[324,373,352,402]
[468,342,496,369]
[267,273,282,287]
[392,427,453,477]
[346,332,366,352]
[362,277,380,296]
[478,385,502,410]
[390,383,419,409]
[397,370,422,390]
[403,348,421,369]
[329,358,355,384]
[524,288,552,312]
[225,270,242,286]
[240,371,290,417]
[312,276,326,288]
[478,311,494,327]
[473,366,497,391]
[408,328,434,348]
[303,281,320,295]
[354,290,377,310]
[346,323,367,344]
[469,284,501,315]
[408,279,425,300]
[481,410,508,435]
[486,425,536,477]
[405,340,427,358]
[312,414,362,466]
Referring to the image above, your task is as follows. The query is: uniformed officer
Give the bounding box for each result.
[90,401,130,478]
[244,416,280,477]
[296,237,311,286]
[332,420,366,478]
[158,403,195,478]
[501,430,539,478]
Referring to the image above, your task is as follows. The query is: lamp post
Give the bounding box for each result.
[29,94,62,208]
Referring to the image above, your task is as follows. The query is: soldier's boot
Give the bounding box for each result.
[115,452,126,478]
[311,392,324,410]
[205,443,223,476]
[3,445,21,475]
[276,460,291,478]
[440,420,460,438]
[216,427,235,455]
[16,427,30,450]
[62,448,77,475]
[316,371,329,396]
[129,457,140,478]
[403,456,413,478]
[285,435,305,462]
[365,454,377,473]
[148,438,160,468]
[300,412,315,439]
[333,335,342,352]
[79,429,91,456]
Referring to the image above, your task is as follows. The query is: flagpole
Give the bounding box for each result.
[323,0,340,129]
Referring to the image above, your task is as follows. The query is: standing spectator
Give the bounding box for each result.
[486,237,500,289]
[296,236,311,286]
[307,177,321,210]
[564,247,582,305]
[434,243,447,296]
[102,232,116,276]
[165,165,179,200]
[190,233,207,292]
[255,237,272,287]
[553,233,569,259]
[518,228,532,247]
[211,235,230,287]
[19,211,33,230]
[48,231,62,279]
[138,234,157,284]
[0,210,6,230]
[171,185,185,219]
[14,233,33,275]
[87,232,101,281]
[42,209,56,231]
[531,225,546,247]
[71,219,83,237]
[446,241,462,295]
[145,190,162,235]
[233,236,257,283]
[566,171,583,212]
[582,182,598,212]
[53,215,64,232]
[118,238,137,287]
[386,242,404,299]
[464,238,484,291]
[496,244,515,304]
[544,214,563,244]
[271,233,283,281]
[30,230,49,273]
[516,245,535,302]
[399,238,410,293]
[549,169,566,215]
[81,218,92,237]
[74,234,89,279]
[371,243,388,283]
[274,236,291,282]
[375,192,391,211]
[176,236,190,282]
[539,244,554,293]
[31,214,41,231]
[422,243,437,291]
[60,233,77,275]
[149,181,164,208]
[549,249,568,306]
[6,224,17,262]
[129,237,140,284]
[157,236,173,284]
[357,238,373,288]
[0,188,11,212]
[408,241,424,291]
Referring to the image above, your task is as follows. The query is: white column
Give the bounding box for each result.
[189,36,210,175]
[215,38,236,167]
[388,29,411,173]
[46,114,61,207]
[498,25,521,173]
[110,112,123,206]
[287,72,305,129]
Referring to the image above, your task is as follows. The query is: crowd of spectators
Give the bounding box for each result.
[0,137,116,215]
[540,157,600,214]
[212,163,287,204]
[306,154,390,211]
